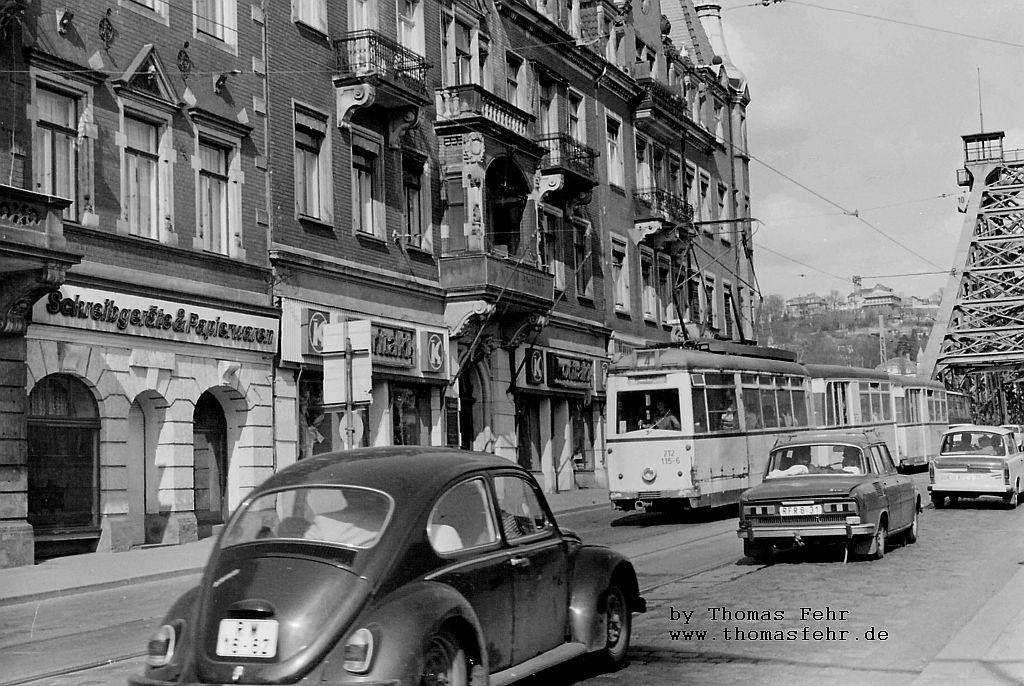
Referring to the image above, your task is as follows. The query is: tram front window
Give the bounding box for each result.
[617,390,682,432]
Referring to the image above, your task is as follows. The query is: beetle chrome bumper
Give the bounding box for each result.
[737,521,876,541]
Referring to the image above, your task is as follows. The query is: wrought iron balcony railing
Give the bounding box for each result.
[435,84,534,139]
[537,133,598,181]
[633,187,694,227]
[333,30,429,94]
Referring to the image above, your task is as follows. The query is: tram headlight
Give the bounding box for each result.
[641,467,657,483]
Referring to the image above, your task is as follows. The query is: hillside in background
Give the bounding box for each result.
[754,295,935,371]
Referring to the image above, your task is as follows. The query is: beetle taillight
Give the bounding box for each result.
[146,624,177,667]
[343,627,375,673]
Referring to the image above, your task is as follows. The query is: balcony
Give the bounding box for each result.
[333,30,432,114]
[537,133,599,188]
[435,84,538,150]
[440,252,555,315]
[634,77,696,144]
[632,187,694,247]
[0,184,81,335]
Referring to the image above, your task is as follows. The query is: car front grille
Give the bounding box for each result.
[748,513,851,525]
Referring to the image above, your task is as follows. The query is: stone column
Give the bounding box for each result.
[0,335,31,567]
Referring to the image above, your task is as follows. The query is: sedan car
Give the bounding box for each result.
[930,425,1024,508]
[737,432,920,563]
[129,447,645,686]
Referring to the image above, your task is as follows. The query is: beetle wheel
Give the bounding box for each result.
[421,629,469,686]
[593,584,631,671]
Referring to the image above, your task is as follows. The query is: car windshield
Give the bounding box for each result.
[941,430,1006,456]
[765,444,867,478]
[220,486,393,549]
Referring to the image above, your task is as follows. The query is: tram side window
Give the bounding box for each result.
[860,383,891,423]
[742,375,806,430]
[616,389,681,432]
[790,385,809,426]
[692,373,737,433]
[894,395,905,423]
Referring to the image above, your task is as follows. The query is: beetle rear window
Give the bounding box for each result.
[220,486,393,549]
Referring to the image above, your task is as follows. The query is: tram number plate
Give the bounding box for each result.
[216,619,279,658]
[779,505,822,516]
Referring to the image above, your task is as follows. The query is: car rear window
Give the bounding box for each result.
[766,444,867,478]
[220,486,393,549]
[941,431,1006,456]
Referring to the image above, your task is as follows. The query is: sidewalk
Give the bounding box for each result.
[0,486,608,606]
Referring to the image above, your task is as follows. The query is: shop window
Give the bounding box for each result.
[193,392,228,528]
[27,375,100,534]
[392,384,431,446]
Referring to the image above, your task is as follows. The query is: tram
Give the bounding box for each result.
[606,343,962,512]
[606,344,810,512]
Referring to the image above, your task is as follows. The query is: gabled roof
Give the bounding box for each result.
[111,44,180,109]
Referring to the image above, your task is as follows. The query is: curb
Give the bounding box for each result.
[0,567,203,608]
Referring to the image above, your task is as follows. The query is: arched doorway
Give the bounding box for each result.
[485,157,529,256]
[193,392,227,536]
[27,374,100,558]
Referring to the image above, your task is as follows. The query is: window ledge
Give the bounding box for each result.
[355,231,388,246]
[298,215,335,232]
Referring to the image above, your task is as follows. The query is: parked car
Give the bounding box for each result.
[129,447,645,686]
[737,432,920,563]
[999,424,1024,452]
[930,425,1024,508]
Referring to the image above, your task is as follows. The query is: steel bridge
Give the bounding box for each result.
[921,131,1024,423]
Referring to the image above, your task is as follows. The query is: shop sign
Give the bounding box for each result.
[420,331,446,373]
[35,286,278,353]
[302,309,330,355]
[525,348,545,385]
[547,352,594,389]
[372,324,416,367]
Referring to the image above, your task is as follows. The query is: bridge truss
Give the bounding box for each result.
[922,132,1024,424]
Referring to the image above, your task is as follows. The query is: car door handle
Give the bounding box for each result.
[509,556,531,569]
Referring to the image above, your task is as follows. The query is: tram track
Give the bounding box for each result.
[1,650,145,686]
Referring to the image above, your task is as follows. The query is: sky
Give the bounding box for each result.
[719,1,1024,301]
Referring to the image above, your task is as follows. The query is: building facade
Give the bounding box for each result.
[0,0,752,566]
[0,0,276,565]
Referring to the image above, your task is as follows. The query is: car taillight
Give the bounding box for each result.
[146,624,177,667]
[929,461,934,482]
[1005,464,1011,483]
[343,627,375,674]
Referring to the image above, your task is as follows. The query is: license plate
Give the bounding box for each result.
[946,473,988,481]
[216,619,278,658]
[779,504,822,516]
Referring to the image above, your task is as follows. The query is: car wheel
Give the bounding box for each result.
[421,629,469,686]
[1004,483,1020,509]
[905,506,918,544]
[743,540,773,565]
[870,520,887,560]
[931,494,945,509]
[594,584,631,671]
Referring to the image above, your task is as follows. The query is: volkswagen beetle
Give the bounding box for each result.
[129,447,645,686]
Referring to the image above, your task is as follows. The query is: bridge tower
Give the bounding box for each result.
[921,131,1024,423]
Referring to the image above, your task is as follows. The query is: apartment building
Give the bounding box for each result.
[0,0,751,565]
[0,1,276,565]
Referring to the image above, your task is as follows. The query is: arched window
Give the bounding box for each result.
[194,392,228,530]
[27,374,100,533]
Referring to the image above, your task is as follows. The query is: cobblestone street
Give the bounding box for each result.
[588,500,1024,686]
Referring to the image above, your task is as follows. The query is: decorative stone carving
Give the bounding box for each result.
[389,107,421,149]
[0,261,68,336]
[504,313,549,349]
[463,132,485,166]
[448,301,497,339]
[336,83,376,129]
